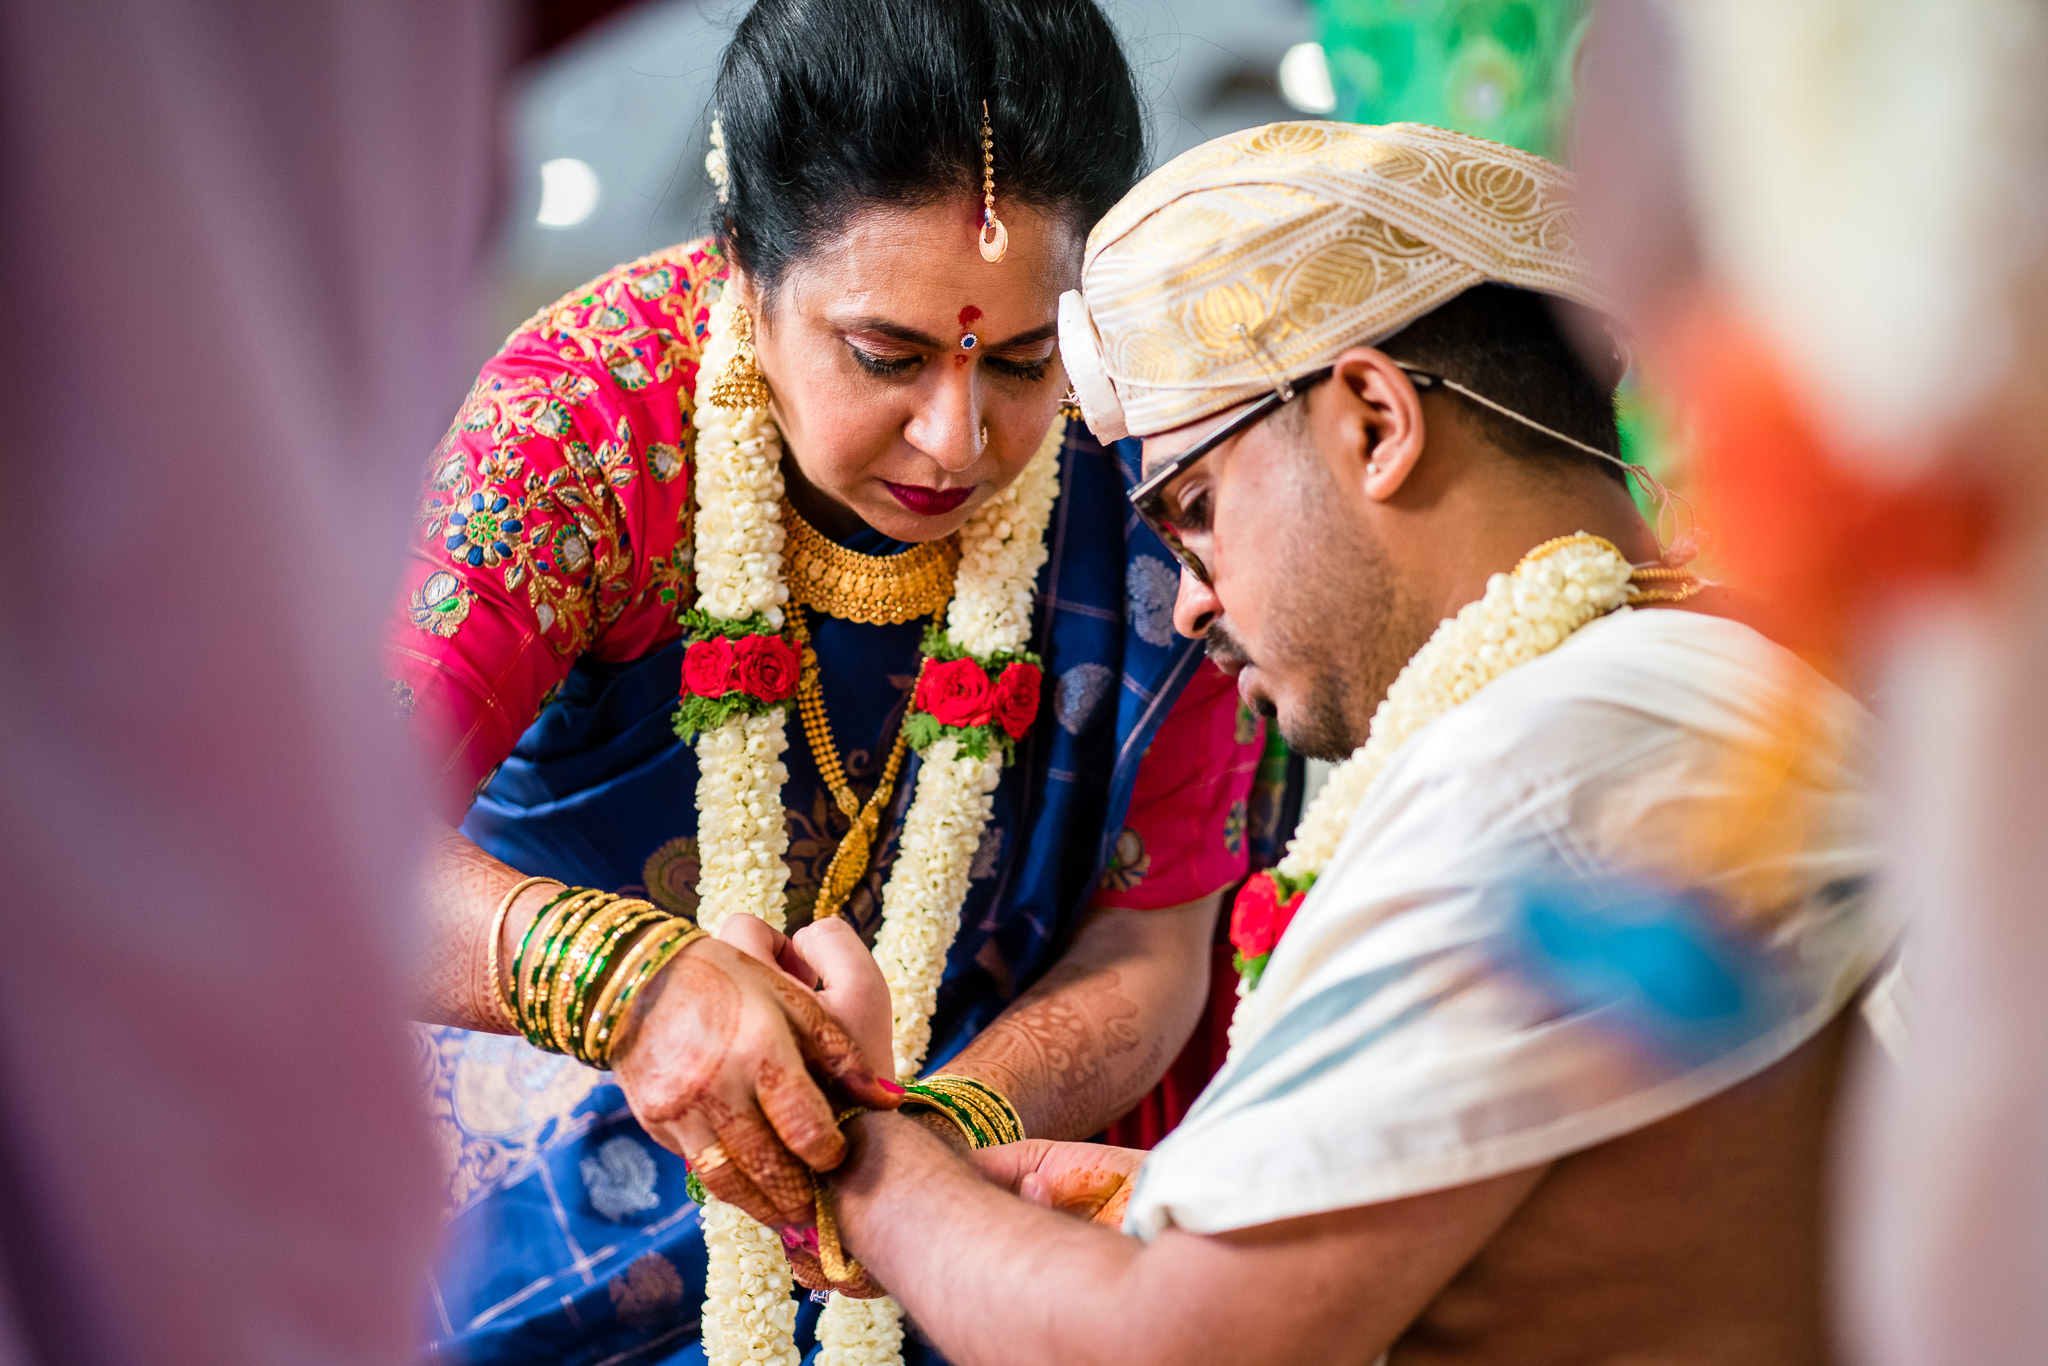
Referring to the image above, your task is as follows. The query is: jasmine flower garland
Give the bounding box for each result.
[1228,534,1638,1043]
[685,291,1064,1366]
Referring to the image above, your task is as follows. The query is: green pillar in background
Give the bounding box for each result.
[1313,0,1593,159]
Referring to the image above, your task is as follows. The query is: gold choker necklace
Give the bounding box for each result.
[782,500,961,624]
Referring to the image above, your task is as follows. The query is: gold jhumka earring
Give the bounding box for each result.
[979,99,1008,263]
[706,305,773,409]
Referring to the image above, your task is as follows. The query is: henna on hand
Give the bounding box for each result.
[413,825,529,1031]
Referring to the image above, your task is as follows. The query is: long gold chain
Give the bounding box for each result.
[790,608,926,919]
[782,500,960,624]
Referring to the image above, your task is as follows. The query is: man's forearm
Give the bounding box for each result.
[938,895,1221,1138]
[831,1115,1532,1366]
[833,1113,1153,1366]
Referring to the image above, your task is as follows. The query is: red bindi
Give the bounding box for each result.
[956,305,984,367]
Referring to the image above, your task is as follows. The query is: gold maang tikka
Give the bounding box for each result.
[979,100,1008,264]
[706,304,773,410]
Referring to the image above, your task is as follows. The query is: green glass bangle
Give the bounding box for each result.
[561,907,667,1065]
[581,918,687,1065]
[549,900,631,1058]
[899,1084,992,1148]
[511,886,584,1041]
[526,891,611,1052]
[923,1074,1026,1145]
[587,922,703,1067]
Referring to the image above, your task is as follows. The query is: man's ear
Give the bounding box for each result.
[1325,347,1426,502]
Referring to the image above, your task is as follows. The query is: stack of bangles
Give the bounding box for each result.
[897,1074,1026,1149]
[490,877,707,1068]
[806,1086,1021,1284]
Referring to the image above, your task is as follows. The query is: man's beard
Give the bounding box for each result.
[1210,477,1427,763]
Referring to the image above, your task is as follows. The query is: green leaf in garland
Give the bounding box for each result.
[1271,869,1317,901]
[673,692,776,741]
[917,620,1040,671]
[1233,948,1272,990]
[679,606,780,642]
[900,711,1016,764]
[903,712,944,753]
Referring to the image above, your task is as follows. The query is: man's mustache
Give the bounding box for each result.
[1204,625,1250,672]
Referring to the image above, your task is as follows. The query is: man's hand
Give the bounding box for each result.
[974,1140,1146,1225]
[719,914,896,1072]
[607,930,900,1228]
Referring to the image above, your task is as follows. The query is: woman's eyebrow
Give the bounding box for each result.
[987,321,1058,349]
[837,317,1058,350]
[842,318,944,348]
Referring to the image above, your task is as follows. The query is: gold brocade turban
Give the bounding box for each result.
[1058,121,1609,441]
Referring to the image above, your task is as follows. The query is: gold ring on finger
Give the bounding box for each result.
[690,1140,732,1179]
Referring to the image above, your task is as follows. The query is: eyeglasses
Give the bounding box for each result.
[1127,367,1331,585]
[1127,362,1647,587]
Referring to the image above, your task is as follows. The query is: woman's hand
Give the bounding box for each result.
[973,1139,1147,1226]
[607,930,900,1228]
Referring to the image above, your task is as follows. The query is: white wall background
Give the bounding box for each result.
[482,0,1319,356]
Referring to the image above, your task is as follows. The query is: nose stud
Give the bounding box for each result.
[978,424,990,452]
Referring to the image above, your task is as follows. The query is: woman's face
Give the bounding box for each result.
[742,198,1079,543]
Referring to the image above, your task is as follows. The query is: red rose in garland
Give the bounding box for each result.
[1229,872,1306,965]
[990,661,1042,740]
[916,657,995,727]
[682,636,735,697]
[734,634,799,703]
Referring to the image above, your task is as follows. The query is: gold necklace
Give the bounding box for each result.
[1524,534,1706,606]
[789,608,927,919]
[782,500,960,624]
[1627,562,1708,605]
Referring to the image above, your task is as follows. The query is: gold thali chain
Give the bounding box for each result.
[789,606,927,920]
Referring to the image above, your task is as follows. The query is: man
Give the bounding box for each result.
[752,122,1891,1365]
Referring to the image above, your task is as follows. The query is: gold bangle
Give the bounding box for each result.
[550,900,632,1056]
[487,875,563,1033]
[561,903,668,1063]
[532,890,613,1051]
[518,889,609,1050]
[512,889,578,1042]
[900,1092,982,1148]
[586,923,708,1067]
[920,1075,1026,1146]
[580,917,683,1063]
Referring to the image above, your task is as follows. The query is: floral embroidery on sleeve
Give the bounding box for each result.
[409,570,474,638]
[389,242,725,800]
[416,373,629,653]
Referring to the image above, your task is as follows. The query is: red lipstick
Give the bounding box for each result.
[883,481,973,516]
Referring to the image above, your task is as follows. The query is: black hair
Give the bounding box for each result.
[1375,284,1626,485]
[711,0,1146,299]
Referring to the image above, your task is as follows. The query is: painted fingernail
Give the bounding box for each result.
[780,1225,820,1254]
[877,1079,906,1096]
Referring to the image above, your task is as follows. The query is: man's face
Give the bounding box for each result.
[1138,391,1430,761]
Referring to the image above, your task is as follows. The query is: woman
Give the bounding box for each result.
[395,2,1266,1362]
